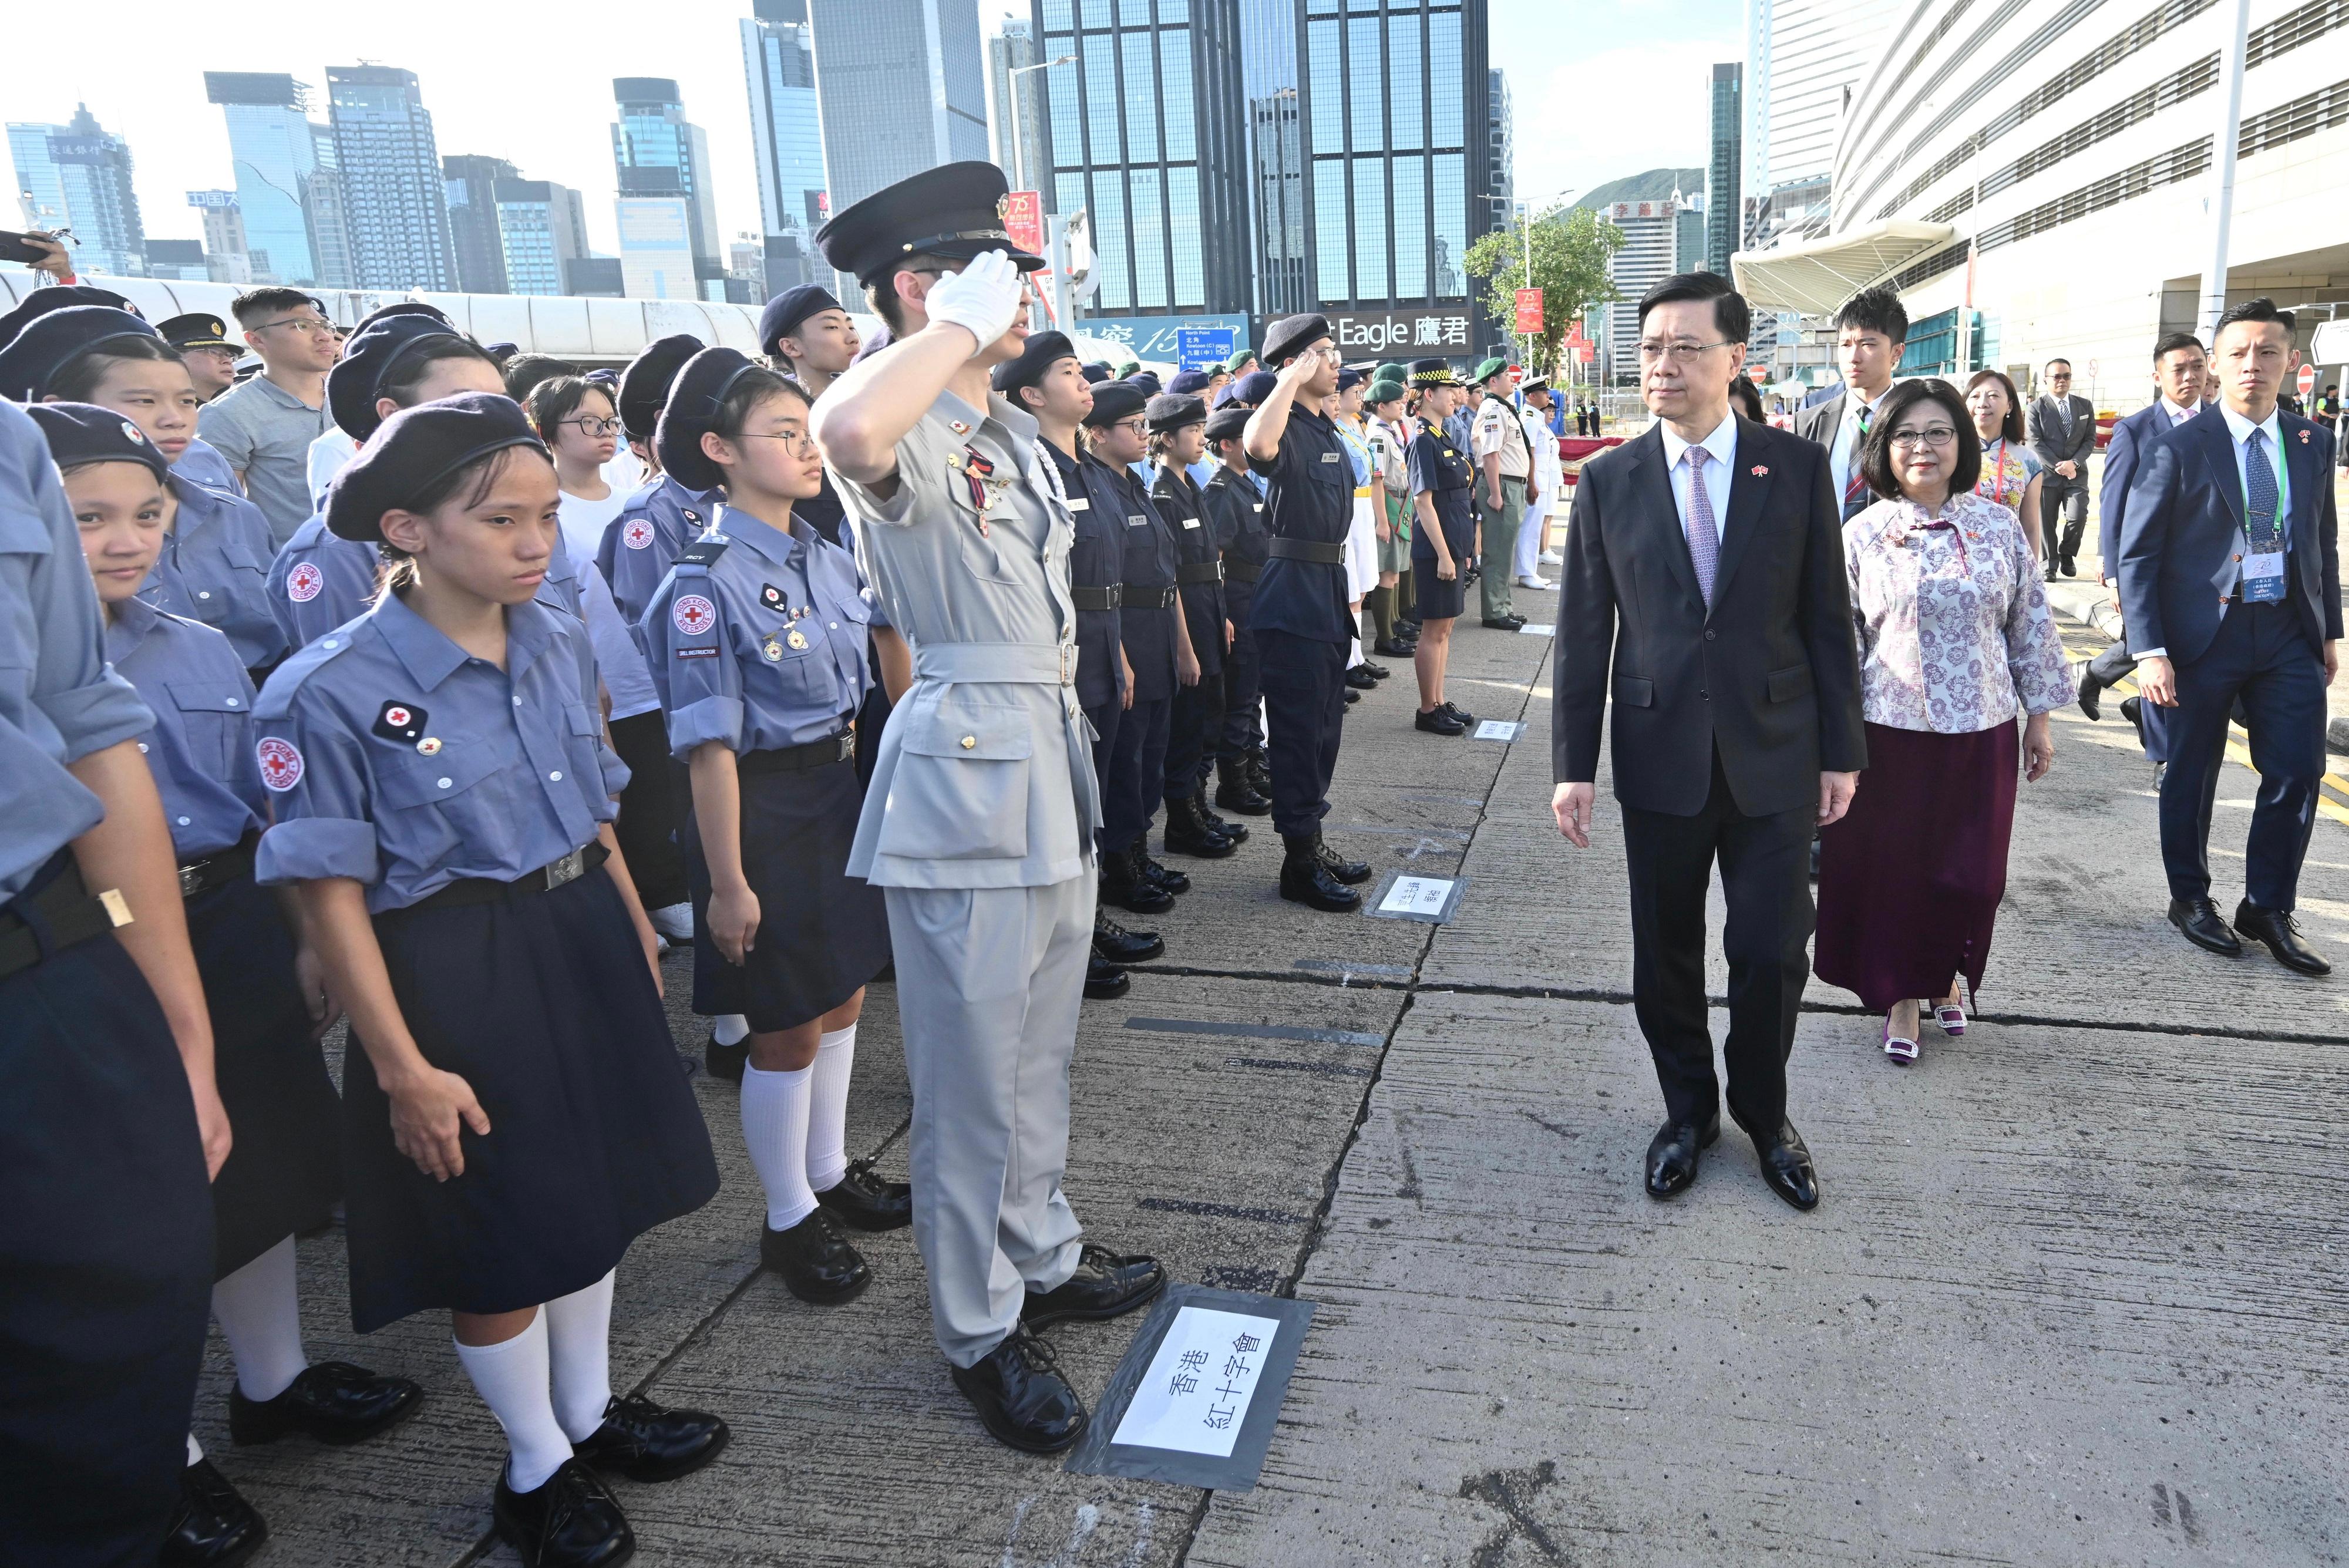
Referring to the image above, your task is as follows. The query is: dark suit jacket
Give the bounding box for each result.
[1788,389,1849,450]
[2028,394,2096,486]
[1553,418,1867,817]
[2116,403,2343,665]
[2099,400,2210,567]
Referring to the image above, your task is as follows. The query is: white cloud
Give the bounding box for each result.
[1507,35,1731,210]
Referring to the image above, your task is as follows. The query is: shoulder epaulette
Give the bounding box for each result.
[674,535,732,569]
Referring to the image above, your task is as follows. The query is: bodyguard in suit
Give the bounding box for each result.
[1553,272,1866,1211]
[2029,358,2097,578]
[1790,286,1907,523]
[2120,298,2342,975]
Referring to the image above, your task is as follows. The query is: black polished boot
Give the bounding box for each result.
[160,1459,266,1567]
[492,1458,633,1568]
[1136,840,1190,896]
[1194,795,1249,844]
[1245,752,1273,800]
[1085,955,1131,998]
[760,1207,870,1303]
[571,1393,729,1483]
[1213,756,1273,815]
[1099,839,1174,914]
[815,1158,913,1231]
[950,1328,1088,1455]
[1095,912,1165,963]
[1280,832,1360,911]
[1315,835,1372,886]
[228,1360,425,1447]
[1162,795,1237,858]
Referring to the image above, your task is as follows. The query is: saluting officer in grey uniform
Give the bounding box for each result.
[810,162,1163,1456]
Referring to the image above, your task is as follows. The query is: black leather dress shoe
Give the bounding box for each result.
[493,1458,633,1568]
[1315,837,1373,885]
[1438,700,1476,728]
[2061,556,2078,577]
[1136,846,1190,895]
[2076,670,2104,721]
[1022,1244,1166,1327]
[1480,617,1520,631]
[950,1330,1088,1454]
[1362,659,1390,679]
[1344,688,1359,704]
[1344,664,1379,690]
[228,1360,425,1447]
[2169,896,2243,956]
[1375,636,1417,657]
[760,1209,870,1303]
[1085,955,1130,999]
[1643,1114,1720,1199]
[704,1032,748,1082]
[1415,706,1466,735]
[1280,834,1359,911]
[160,1460,265,1568]
[1728,1108,1819,1211]
[1100,844,1174,914]
[1095,914,1164,963]
[571,1392,729,1483]
[815,1158,913,1230]
[2120,694,2148,751]
[2236,901,2332,974]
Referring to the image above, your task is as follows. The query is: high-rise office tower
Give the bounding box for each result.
[496,179,590,297]
[445,154,520,294]
[989,19,1051,194]
[326,66,457,291]
[1706,62,1742,274]
[6,106,146,278]
[187,190,253,282]
[307,123,356,288]
[742,0,828,298]
[1239,0,1308,317]
[1745,0,1899,199]
[808,0,990,214]
[204,73,324,285]
[612,78,723,301]
[1487,68,1512,220]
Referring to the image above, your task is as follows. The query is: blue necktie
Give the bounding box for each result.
[2245,428,2283,552]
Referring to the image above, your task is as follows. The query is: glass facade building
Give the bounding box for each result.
[326,66,458,291]
[808,0,991,216]
[743,0,830,240]
[203,73,322,285]
[444,154,520,295]
[496,179,590,297]
[6,107,145,279]
[990,20,1053,196]
[612,78,724,298]
[1746,0,1900,196]
[1706,62,1741,274]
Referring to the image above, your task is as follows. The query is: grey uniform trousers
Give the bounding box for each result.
[887,872,1093,1366]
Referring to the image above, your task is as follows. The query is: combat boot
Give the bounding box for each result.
[1213,756,1272,816]
[1280,831,1360,912]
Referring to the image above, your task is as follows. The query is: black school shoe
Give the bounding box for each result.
[493,1458,634,1568]
[570,1393,729,1484]
[704,1031,748,1083]
[1415,706,1465,736]
[1085,955,1131,999]
[228,1360,425,1447]
[1020,1244,1166,1328]
[1439,700,1476,728]
[815,1158,913,1231]
[1095,913,1165,963]
[159,1460,265,1568]
[1344,664,1379,690]
[950,1329,1088,1455]
[760,1208,870,1304]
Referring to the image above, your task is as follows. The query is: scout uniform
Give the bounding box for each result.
[0,398,215,1567]
[1147,392,1239,856]
[593,335,718,628]
[1470,357,1531,626]
[1200,405,1273,813]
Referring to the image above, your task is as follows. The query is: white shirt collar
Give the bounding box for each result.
[2159,396,2199,424]
[2217,401,2282,449]
[1660,410,1738,471]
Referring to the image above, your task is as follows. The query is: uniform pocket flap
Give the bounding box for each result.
[167,679,251,714]
[1612,675,1655,708]
[902,706,1034,761]
[378,745,501,807]
[1766,664,1813,702]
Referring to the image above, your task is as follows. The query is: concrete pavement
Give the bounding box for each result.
[194,570,2349,1567]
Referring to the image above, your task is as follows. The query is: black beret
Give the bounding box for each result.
[0,284,138,350]
[325,392,547,543]
[0,306,161,402]
[759,285,845,358]
[1261,314,1331,368]
[1145,392,1206,432]
[1408,357,1461,387]
[656,346,769,493]
[1204,405,1250,443]
[156,312,234,352]
[483,341,519,360]
[618,334,705,442]
[1167,370,1210,395]
[1080,362,1111,385]
[1230,369,1277,406]
[352,300,447,334]
[23,400,171,486]
[1336,366,1364,392]
[1126,371,1163,397]
[816,161,1045,284]
[1081,381,1147,428]
[991,330,1078,395]
[584,368,620,388]
[328,312,463,441]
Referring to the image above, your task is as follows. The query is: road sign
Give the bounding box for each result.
[1177,326,1237,369]
[2298,363,2318,398]
[2312,319,2349,366]
[1514,288,1543,336]
[1002,191,1045,258]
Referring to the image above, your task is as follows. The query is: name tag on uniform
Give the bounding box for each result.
[1128,514,1149,527]
[1066,497,1089,512]
[1320,452,1340,463]
[1252,503,1263,512]
[2242,550,2287,603]
[1180,517,1201,529]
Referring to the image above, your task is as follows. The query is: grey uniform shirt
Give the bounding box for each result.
[0,400,156,901]
[196,374,331,546]
[830,383,1100,890]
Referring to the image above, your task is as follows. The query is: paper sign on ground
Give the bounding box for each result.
[1109,1307,1283,1458]
[1379,876,1454,917]
[1517,623,1556,635]
[1472,720,1523,742]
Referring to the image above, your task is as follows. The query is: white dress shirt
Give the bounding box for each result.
[2158,396,2201,427]
[1660,410,1737,546]
[2138,402,2289,661]
[1829,386,1890,504]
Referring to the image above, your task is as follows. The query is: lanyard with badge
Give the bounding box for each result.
[2240,433,2290,604]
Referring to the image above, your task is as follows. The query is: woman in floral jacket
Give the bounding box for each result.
[1815,379,2076,1064]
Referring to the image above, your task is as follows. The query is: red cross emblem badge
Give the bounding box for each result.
[287,561,324,602]
[672,594,716,636]
[256,738,304,792]
[624,518,655,550]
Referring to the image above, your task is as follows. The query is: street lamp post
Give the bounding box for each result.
[1480,188,1575,382]
[1007,55,1076,197]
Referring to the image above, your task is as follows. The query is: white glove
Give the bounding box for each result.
[923,250,1025,353]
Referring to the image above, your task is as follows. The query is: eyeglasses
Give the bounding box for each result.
[1637,339,1736,364]
[1889,425,1958,449]
[255,317,338,338]
[739,430,819,455]
[563,416,623,438]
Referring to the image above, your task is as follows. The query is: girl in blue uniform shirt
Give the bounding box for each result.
[253,393,723,1568]
[0,305,290,684]
[640,350,912,1300]
[29,403,425,1568]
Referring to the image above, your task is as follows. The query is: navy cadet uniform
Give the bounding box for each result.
[815,166,1160,1413]
[1201,405,1274,813]
[1146,393,1236,848]
[594,335,718,628]
[0,399,214,1566]
[253,395,719,1338]
[1407,359,1478,627]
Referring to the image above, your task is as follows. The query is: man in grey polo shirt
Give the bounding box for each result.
[196,287,339,544]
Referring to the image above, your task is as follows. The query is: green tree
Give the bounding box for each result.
[1465,204,1624,379]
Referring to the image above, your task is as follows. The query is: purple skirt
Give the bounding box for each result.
[1815,720,2018,1014]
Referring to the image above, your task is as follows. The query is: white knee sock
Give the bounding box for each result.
[1348,632,1365,668]
[186,1432,203,1466]
[211,1234,308,1402]
[542,1270,615,1443]
[453,1313,572,1493]
[805,1025,857,1192]
[712,1013,751,1047]
[741,1061,818,1230]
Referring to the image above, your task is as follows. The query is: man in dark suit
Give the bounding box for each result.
[1553,272,1867,1210]
[1790,287,1906,524]
[2077,332,2215,755]
[2029,358,2098,579]
[2121,298,2342,975]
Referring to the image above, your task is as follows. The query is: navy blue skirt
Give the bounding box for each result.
[686,753,891,1032]
[346,864,719,1332]
[190,871,341,1277]
[0,859,211,1564]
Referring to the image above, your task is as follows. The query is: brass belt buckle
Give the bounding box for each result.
[544,849,586,890]
[177,863,204,899]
